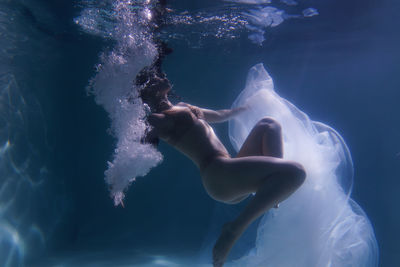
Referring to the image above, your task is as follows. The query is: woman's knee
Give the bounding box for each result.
[256,117,282,133]
[285,161,306,187]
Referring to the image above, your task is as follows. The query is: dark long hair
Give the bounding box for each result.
[136,69,172,113]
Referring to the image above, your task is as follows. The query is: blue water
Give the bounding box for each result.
[0,0,399,266]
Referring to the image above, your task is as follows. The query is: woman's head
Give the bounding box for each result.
[138,74,172,113]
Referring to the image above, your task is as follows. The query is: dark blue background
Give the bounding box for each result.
[11,0,400,266]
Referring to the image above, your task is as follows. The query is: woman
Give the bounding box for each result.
[140,75,306,267]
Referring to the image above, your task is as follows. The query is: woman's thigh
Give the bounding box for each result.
[202,156,301,202]
[236,117,283,158]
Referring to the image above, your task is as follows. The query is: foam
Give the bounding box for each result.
[303,7,319,17]
[223,0,272,4]
[280,0,298,6]
[77,0,163,206]
[223,1,318,45]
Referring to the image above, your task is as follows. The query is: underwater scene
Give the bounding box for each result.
[0,0,399,266]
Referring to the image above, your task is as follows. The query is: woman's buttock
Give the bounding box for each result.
[200,155,291,202]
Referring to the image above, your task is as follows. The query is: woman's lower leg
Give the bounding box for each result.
[213,166,305,266]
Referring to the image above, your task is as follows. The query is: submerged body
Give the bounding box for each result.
[147,101,305,266]
[150,105,230,173]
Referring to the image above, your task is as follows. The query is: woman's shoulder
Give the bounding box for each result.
[174,102,204,119]
[164,105,193,116]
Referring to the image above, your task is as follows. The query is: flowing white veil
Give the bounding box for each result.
[226,64,378,266]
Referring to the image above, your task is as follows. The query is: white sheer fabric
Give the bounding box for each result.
[227,64,378,267]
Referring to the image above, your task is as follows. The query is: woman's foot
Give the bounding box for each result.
[212,222,240,267]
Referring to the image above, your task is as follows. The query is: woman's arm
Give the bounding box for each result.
[200,106,247,123]
[141,113,172,146]
[177,102,247,123]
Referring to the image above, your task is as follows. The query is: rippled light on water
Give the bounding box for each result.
[0,4,58,261]
[161,0,318,46]
[0,221,25,267]
[0,75,46,266]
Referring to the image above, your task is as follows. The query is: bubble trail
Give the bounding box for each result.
[78,0,172,206]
